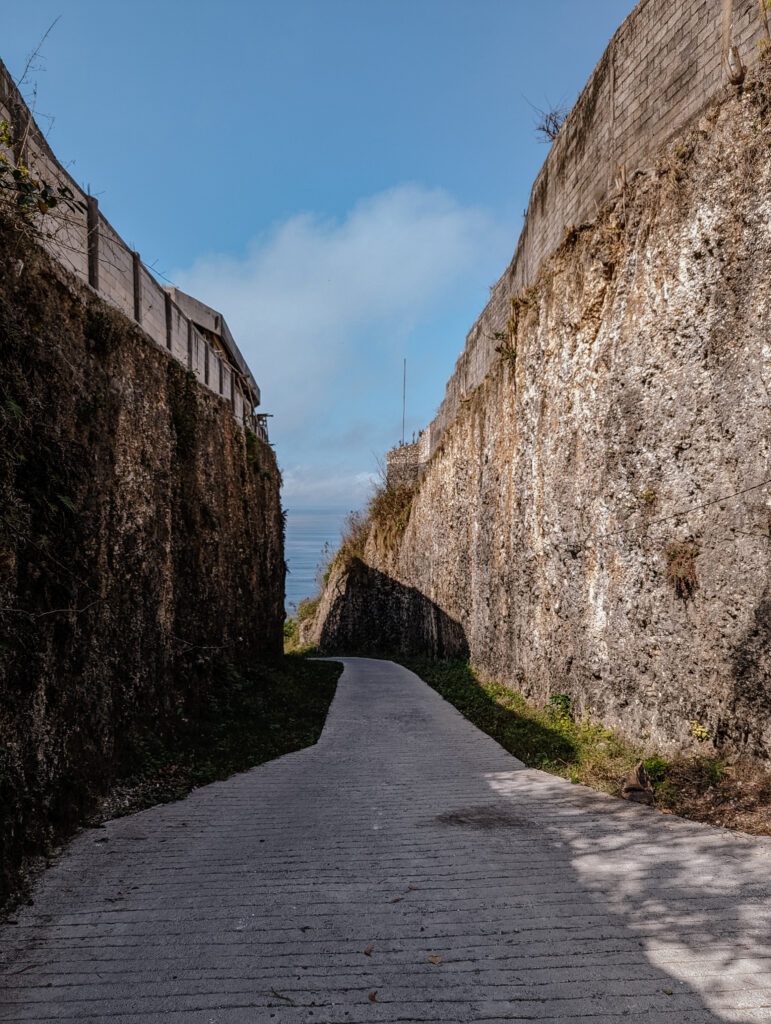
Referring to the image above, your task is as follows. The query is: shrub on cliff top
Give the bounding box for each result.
[0,118,87,228]
[368,482,414,552]
[297,596,320,624]
[335,509,371,570]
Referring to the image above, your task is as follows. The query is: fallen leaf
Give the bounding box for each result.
[408,885,420,891]
[299,926,311,932]
[428,956,442,965]
[364,945,374,956]
[368,991,378,1002]
[661,809,674,814]
[389,897,403,904]
[662,988,673,995]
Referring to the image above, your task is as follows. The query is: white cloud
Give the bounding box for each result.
[280,465,377,509]
[173,184,507,450]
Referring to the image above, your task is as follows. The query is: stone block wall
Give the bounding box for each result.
[386,442,422,488]
[386,431,433,488]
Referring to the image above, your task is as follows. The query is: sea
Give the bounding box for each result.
[284,507,349,615]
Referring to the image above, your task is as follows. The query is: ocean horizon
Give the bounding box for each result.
[284,506,354,614]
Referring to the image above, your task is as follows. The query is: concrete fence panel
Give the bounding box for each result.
[0,58,261,434]
[97,215,135,319]
[168,301,188,366]
[139,267,168,351]
[191,327,207,382]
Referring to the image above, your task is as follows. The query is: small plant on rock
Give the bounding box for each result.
[690,720,710,742]
[546,693,573,722]
[0,119,86,227]
[664,540,699,600]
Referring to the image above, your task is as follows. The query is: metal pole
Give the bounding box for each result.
[402,358,406,446]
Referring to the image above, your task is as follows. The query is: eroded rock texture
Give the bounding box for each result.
[314,72,771,759]
[0,217,284,902]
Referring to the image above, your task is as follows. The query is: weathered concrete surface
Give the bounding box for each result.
[1,658,769,1023]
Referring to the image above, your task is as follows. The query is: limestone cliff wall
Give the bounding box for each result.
[313,64,771,759]
[0,215,284,902]
[427,0,769,457]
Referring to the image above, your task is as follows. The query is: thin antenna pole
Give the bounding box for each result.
[402,358,406,446]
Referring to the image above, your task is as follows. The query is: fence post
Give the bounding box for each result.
[86,196,99,289]
[132,252,142,323]
[164,292,172,351]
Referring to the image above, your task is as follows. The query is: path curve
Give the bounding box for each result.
[1,658,770,1023]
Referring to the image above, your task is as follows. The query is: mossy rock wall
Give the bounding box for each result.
[0,216,284,904]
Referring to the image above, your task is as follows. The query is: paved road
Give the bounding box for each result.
[1,658,770,1023]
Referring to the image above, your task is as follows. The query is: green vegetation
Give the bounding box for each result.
[283,597,321,653]
[297,596,320,624]
[335,509,370,567]
[397,659,770,834]
[690,719,710,742]
[369,483,414,550]
[0,119,87,225]
[111,655,341,815]
[309,482,416,609]
[283,616,299,649]
[400,657,628,788]
[244,427,261,469]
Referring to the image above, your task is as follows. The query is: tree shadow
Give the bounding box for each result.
[480,764,771,1022]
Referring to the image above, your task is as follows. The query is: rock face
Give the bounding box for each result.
[0,216,284,902]
[308,560,468,659]
[312,68,771,760]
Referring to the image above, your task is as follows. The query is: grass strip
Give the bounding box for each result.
[399,656,770,836]
[100,654,342,819]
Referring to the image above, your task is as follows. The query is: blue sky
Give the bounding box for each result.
[4,0,637,510]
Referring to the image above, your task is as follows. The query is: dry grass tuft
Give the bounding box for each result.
[336,509,371,569]
[664,540,699,600]
[368,483,414,552]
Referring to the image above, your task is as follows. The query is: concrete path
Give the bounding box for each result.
[1,658,770,1023]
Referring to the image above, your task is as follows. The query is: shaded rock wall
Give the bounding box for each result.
[314,68,771,759]
[308,561,468,660]
[0,217,284,903]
